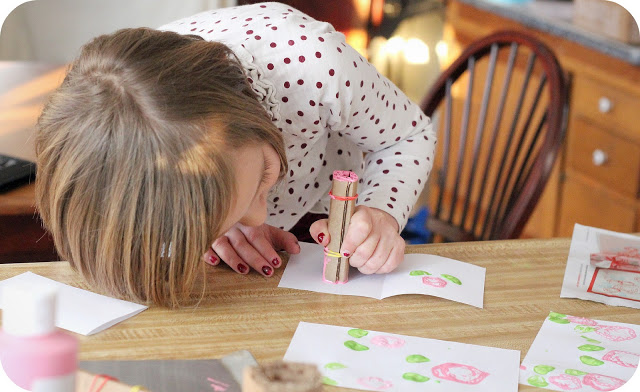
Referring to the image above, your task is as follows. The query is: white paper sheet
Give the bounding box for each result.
[520,312,640,391]
[278,242,486,308]
[284,322,520,392]
[560,224,640,309]
[0,272,147,335]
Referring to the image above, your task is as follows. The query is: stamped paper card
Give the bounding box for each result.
[284,322,520,392]
[520,312,640,391]
[561,224,640,309]
[278,242,486,308]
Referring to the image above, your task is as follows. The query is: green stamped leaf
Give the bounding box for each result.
[344,340,369,351]
[441,274,462,285]
[580,356,604,366]
[575,325,596,333]
[581,335,601,343]
[410,270,431,276]
[548,312,570,324]
[565,369,588,376]
[402,372,430,382]
[406,355,430,363]
[324,363,347,370]
[347,329,369,338]
[578,344,605,352]
[322,376,338,386]
[528,375,549,387]
[534,365,555,375]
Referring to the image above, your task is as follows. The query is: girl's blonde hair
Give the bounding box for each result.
[35,28,287,307]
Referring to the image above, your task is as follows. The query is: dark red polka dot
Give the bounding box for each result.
[297,111,304,116]
[246,30,253,35]
[376,159,383,164]
[297,79,304,85]
[309,100,316,106]
[271,26,277,30]
[412,121,417,126]
[284,57,291,64]
[315,52,322,58]
[387,204,394,209]
[282,97,288,102]
[288,188,294,194]
[390,197,396,201]
[284,81,290,88]
[329,69,335,76]
[391,187,398,192]
[255,35,261,40]
[299,56,305,63]
[301,35,307,40]
[288,40,295,46]
[414,160,419,165]
[396,163,403,167]
[267,63,274,70]
[383,170,389,174]
[318,37,325,42]
[190,21,196,24]
[337,47,342,53]
[316,82,322,88]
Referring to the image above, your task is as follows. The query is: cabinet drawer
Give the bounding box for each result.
[557,170,637,236]
[572,75,640,143]
[567,117,640,197]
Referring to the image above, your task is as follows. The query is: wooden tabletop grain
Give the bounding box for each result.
[0,238,638,391]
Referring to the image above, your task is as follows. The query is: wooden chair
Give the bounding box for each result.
[420,30,568,242]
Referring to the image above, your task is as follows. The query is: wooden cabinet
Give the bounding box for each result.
[446,0,640,238]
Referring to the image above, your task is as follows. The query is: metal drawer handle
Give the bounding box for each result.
[598,97,613,113]
[592,149,608,166]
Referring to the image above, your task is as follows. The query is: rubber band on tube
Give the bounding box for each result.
[329,191,358,201]
[324,248,343,258]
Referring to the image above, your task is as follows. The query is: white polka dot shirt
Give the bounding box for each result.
[160,2,436,232]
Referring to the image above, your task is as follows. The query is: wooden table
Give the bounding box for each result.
[0,238,638,391]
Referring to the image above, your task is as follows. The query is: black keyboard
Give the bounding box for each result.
[0,154,36,193]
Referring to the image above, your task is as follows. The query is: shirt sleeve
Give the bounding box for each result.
[307,30,437,232]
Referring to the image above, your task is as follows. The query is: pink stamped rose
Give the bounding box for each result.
[431,363,489,385]
[357,376,393,390]
[370,335,406,348]
[582,373,626,391]
[567,316,598,326]
[595,325,637,342]
[549,374,582,390]
[602,350,639,368]
[422,276,447,288]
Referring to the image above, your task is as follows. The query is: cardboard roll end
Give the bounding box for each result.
[242,361,323,392]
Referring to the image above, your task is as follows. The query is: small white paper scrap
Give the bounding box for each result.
[278,242,486,308]
[560,224,640,309]
[520,312,640,391]
[0,272,147,335]
[284,322,520,392]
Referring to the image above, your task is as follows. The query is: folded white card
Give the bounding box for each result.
[279,242,486,308]
[560,224,640,309]
[284,322,520,392]
[0,271,147,335]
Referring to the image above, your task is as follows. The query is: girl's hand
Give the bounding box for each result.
[309,206,405,274]
[204,223,300,276]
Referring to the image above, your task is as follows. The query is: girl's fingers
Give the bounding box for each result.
[348,233,380,270]
[202,248,220,266]
[309,218,330,246]
[268,226,301,254]
[356,234,394,275]
[224,229,274,277]
[211,235,251,275]
[239,226,285,268]
[376,241,406,274]
[339,206,373,257]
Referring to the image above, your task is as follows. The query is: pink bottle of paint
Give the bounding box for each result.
[0,284,78,391]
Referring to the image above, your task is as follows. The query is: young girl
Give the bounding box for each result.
[35,2,436,307]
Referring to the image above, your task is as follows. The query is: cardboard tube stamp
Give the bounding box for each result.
[242,361,322,392]
[323,170,358,284]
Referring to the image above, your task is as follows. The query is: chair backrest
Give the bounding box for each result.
[420,30,568,242]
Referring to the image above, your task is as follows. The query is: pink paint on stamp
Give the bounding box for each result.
[431,363,489,385]
[370,335,405,348]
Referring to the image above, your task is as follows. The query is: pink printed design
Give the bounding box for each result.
[602,350,639,368]
[431,363,489,385]
[567,316,598,326]
[357,376,393,390]
[370,335,406,348]
[422,276,447,288]
[582,373,626,391]
[332,170,358,182]
[520,365,527,370]
[595,325,637,342]
[549,374,582,390]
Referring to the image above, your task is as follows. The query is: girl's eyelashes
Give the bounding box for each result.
[260,159,273,186]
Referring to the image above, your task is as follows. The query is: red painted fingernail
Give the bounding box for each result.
[237,264,248,274]
[262,266,273,276]
[318,233,325,243]
[343,252,350,257]
[207,255,218,265]
[272,258,281,267]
